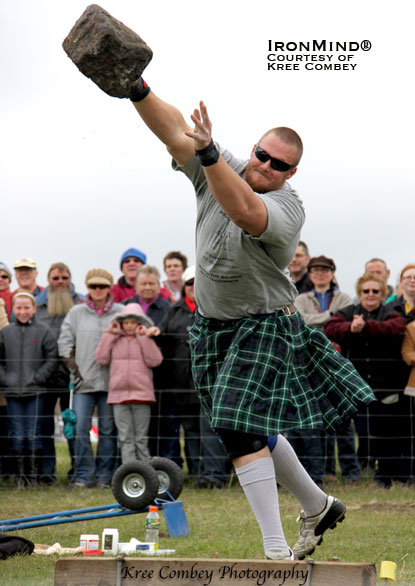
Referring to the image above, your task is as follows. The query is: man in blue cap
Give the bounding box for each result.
[111,247,147,302]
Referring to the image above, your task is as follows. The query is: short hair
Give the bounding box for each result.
[47,262,71,278]
[356,272,387,298]
[163,251,188,270]
[400,264,415,279]
[297,241,309,256]
[365,258,388,270]
[136,265,160,283]
[259,127,303,165]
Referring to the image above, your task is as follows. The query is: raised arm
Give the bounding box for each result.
[130,80,194,165]
[186,101,268,236]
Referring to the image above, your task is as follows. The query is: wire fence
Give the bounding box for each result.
[0,354,413,487]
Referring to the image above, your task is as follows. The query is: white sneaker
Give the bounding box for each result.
[265,548,295,560]
[292,496,346,560]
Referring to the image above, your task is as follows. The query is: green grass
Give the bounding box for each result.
[0,446,414,585]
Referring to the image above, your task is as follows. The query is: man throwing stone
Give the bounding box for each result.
[124,78,374,560]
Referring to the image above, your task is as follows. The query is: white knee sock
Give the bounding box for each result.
[235,457,290,555]
[271,434,327,516]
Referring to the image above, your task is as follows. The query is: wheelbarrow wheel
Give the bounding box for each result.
[111,462,159,511]
[149,457,184,501]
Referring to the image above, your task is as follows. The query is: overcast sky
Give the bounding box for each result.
[1,0,413,297]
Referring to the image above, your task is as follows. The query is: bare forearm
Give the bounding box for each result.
[204,158,268,236]
[186,102,268,235]
[132,92,194,164]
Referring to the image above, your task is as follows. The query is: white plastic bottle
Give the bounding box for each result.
[145,506,160,547]
[102,528,119,555]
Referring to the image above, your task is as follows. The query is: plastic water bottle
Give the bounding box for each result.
[145,506,160,547]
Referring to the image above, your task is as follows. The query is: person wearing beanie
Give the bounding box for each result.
[95,303,162,464]
[0,262,13,319]
[58,268,124,488]
[110,247,147,303]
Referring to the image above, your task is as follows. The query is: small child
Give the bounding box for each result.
[95,303,162,463]
[0,292,57,485]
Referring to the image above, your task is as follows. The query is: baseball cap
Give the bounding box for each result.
[14,258,37,270]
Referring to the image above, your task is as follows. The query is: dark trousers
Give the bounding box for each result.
[324,422,360,480]
[286,427,325,487]
[149,390,201,476]
[370,395,412,486]
[7,395,45,453]
[199,410,228,484]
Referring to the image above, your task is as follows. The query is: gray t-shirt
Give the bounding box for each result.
[173,145,305,320]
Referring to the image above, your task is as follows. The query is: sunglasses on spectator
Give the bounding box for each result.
[309,267,332,273]
[254,146,296,172]
[88,284,109,290]
[361,288,380,294]
[185,280,194,286]
[0,275,10,279]
[51,276,70,281]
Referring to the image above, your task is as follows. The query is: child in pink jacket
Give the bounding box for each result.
[95,304,163,463]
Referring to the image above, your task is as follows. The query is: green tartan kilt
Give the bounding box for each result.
[189,310,375,435]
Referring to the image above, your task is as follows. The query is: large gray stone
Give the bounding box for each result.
[62,4,153,98]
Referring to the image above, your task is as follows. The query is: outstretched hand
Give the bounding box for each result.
[185,101,212,150]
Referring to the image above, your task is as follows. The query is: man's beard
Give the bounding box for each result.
[47,287,74,317]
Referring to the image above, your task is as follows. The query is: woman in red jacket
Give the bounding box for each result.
[95,304,163,464]
[324,273,409,487]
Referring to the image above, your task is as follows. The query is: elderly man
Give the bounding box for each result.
[288,241,312,294]
[108,74,375,560]
[35,263,85,484]
[13,258,43,296]
[111,247,147,302]
[124,265,172,461]
[364,258,394,300]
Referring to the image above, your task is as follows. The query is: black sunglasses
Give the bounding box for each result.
[362,288,380,294]
[88,284,109,290]
[51,276,70,281]
[254,145,296,172]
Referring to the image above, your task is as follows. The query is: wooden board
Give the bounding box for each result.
[55,557,376,586]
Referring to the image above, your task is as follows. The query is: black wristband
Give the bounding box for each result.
[195,139,220,167]
[130,77,151,102]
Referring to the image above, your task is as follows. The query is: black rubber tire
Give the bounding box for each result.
[149,457,184,501]
[111,461,159,511]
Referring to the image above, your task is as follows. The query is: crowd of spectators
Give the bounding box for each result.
[0,246,414,490]
[0,250,229,489]
[288,244,415,488]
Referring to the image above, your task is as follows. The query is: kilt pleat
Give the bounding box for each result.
[189,310,375,435]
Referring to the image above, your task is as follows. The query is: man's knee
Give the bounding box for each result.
[216,428,268,459]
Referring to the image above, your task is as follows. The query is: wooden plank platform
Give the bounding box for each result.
[55,556,376,585]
